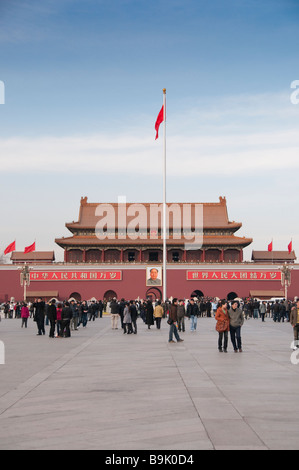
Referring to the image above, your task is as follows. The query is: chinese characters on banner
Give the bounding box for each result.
[30,271,122,281]
[187,271,282,281]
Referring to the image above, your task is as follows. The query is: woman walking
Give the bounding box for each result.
[215,300,230,352]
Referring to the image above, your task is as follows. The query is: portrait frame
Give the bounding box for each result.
[146,266,162,287]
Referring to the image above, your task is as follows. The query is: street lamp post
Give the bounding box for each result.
[280,262,292,300]
[20,263,31,302]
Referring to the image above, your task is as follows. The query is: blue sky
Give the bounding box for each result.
[0,0,299,261]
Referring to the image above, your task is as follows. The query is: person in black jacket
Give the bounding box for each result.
[279,301,286,322]
[119,298,125,329]
[145,300,154,329]
[78,300,89,327]
[187,298,199,332]
[253,299,260,319]
[33,298,46,336]
[110,298,120,329]
[129,300,138,334]
[98,300,104,318]
[47,299,57,338]
[60,302,73,337]
[88,301,97,322]
[273,301,280,322]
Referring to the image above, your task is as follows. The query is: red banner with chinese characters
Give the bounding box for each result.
[30,271,122,281]
[187,271,281,281]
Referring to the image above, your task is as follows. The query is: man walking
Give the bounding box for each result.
[168,298,184,343]
[228,300,244,352]
[177,299,186,332]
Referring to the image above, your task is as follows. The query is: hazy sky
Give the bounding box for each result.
[0,0,299,261]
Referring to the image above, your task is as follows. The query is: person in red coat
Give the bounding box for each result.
[215,300,230,352]
[21,303,30,328]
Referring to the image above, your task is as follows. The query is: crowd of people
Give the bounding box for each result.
[1,298,105,338]
[1,296,298,351]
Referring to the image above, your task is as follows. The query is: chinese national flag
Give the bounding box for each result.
[268,241,273,252]
[4,240,16,255]
[155,105,164,140]
[288,240,292,254]
[24,242,35,254]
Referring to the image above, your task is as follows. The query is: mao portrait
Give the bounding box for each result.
[146,267,162,286]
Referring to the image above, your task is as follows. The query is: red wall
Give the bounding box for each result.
[0,270,23,301]
[0,265,298,302]
[167,270,299,300]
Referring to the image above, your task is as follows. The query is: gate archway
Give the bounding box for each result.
[145,287,162,301]
[103,290,118,301]
[191,289,204,299]
[69,292,81,302]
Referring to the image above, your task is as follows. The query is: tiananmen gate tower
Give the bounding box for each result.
[0,196,297,302]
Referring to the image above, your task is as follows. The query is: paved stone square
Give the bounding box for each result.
[0,314,298,450]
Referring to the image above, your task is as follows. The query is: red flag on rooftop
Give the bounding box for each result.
[288,240,292,254]
[4,240,16,255]
[24,242,35,254]
[155,105,164,140]
[268,240,273,252]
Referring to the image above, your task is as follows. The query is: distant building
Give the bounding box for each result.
[11,251,55,265]
[251,251,296,264]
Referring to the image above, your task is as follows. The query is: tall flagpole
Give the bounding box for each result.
[162,88,167,303]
